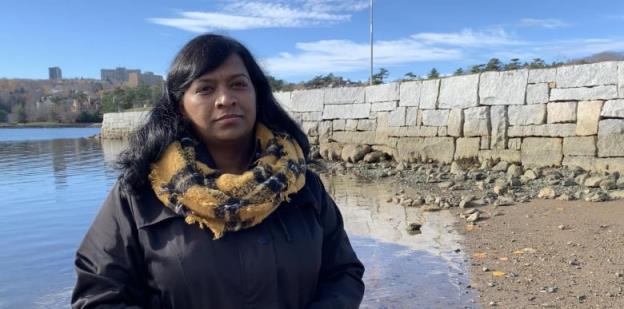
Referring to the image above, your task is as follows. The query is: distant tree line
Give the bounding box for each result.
[0,82,162,124]
[268,51,624,91]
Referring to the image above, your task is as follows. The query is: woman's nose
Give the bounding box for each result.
[215,86,237,107]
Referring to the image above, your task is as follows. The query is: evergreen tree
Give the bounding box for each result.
[470,64,484,74]
[403,72,419,81]
[453,68,464,76]
[372,68,389,85]
[427,68,440,79]
[504,58,521,70]
[484,58,502,71]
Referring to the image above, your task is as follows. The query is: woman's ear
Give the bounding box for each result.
[179,97,188,118]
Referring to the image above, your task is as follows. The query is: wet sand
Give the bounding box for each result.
[457,199,624,308]
[322,174,476,308]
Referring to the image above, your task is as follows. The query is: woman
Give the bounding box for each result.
[72,34,365,308]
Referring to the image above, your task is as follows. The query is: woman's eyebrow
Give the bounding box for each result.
[195,73,249,83]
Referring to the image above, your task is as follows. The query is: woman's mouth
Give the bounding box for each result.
[215,114,243,122]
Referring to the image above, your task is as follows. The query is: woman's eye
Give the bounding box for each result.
[196,85,213,94]
[233,81,248,88]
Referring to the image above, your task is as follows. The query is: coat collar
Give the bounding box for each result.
[133,169,317,229]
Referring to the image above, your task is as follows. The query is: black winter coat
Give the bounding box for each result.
[71,170,365,308]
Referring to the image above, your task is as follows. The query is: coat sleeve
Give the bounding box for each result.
[307,174,365,309]
[71,182,147,309]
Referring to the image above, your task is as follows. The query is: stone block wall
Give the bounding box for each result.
[276,61,624,173]
[101,111,149,139]
[99,62,624,173]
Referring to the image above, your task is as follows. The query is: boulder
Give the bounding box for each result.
[340,144,372,163]
[363,151,385,163]
[319,143,344,161]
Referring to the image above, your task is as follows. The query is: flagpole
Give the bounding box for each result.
[369,0,373,85]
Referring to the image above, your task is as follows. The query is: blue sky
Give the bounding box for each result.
[2,0,624,82]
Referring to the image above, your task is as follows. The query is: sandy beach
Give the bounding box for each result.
[457,199,624,308]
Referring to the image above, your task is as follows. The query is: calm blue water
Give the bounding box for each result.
[0,128,474,309]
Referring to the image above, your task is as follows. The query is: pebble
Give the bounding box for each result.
[466,212,480,223]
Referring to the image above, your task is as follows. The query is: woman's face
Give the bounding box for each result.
[180,54,257,146]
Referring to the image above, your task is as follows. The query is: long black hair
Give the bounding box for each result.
[117,34,309,194]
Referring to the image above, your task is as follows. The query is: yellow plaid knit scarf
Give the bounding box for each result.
[149,123,306,239]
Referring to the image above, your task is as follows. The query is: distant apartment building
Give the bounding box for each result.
[49,67,62,80]
[100,67,163,86]
[140,71,164,87]
[127,71,140,87]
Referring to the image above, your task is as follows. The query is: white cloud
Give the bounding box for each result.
[518,18,570,29]
[147,0,367,32]
[262,37,462,77]
[410,28,523,47]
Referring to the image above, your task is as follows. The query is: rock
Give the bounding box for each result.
[481,159,493,169]
[363,151,385,163]
[319,143,343,161]
[575,174,589,186]
[584,177,603,188]
[492,161,509,172]
[523,169,539,180]
[410,196,425,206]
[466,212,480,223]
[422,204,442,212]
[396,161,407,171]
[406,222,422,235]
[450,161,464,175]
[584,191,608,202]
[459,195,475,208]
[470,171,487,181]
[463,208,478,215]
[538,187,557,199]
[340,144,371,163]
[558,193,574,201]
[438,181,454,189]
[608,190,624,200]
[493,183,507,195]
[494,197,514,206]
[561,178,577,186]
[507,164,523,178]
[600,179,617,191]
[508,177,522,187]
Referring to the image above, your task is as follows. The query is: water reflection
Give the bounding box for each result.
[0,135,116,309]
[322,174,474,308]
[1,130,474,309]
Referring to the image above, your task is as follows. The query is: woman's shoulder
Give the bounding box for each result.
[104,179,180,229]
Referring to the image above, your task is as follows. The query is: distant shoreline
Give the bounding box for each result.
[0,122,101,128]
